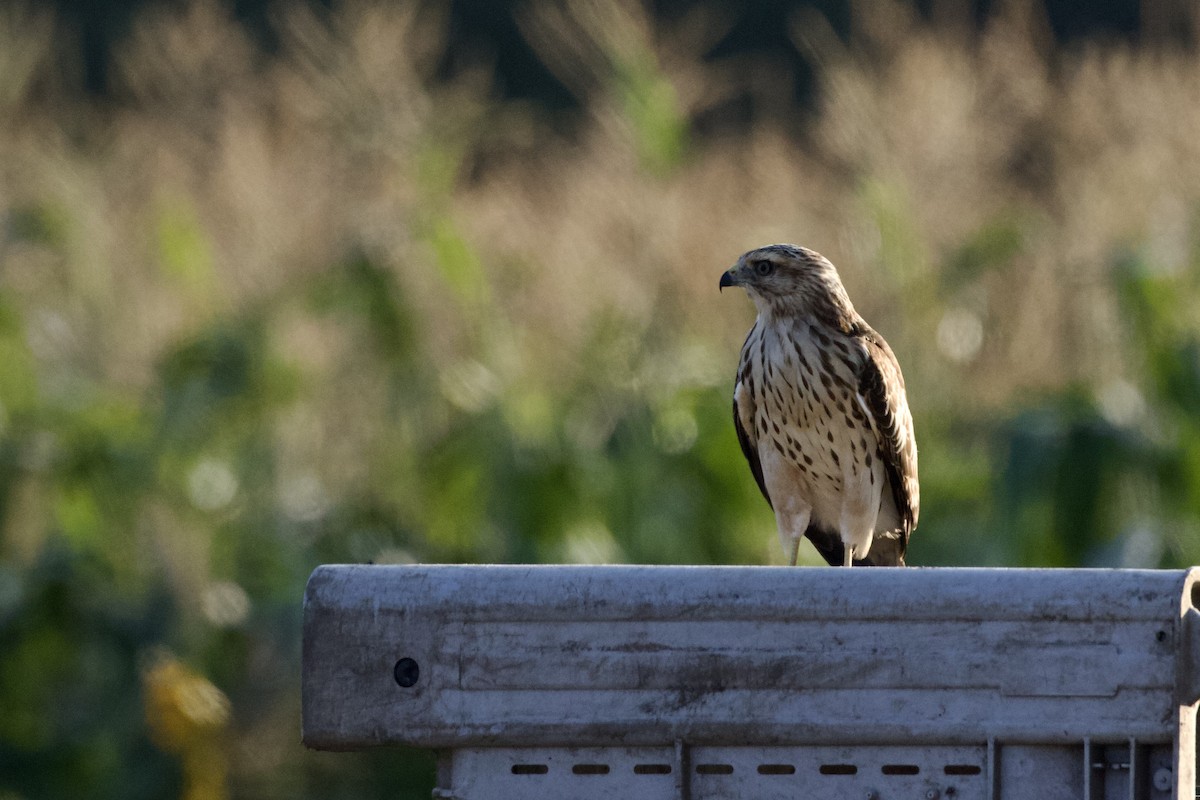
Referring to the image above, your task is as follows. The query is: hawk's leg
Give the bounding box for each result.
[763,451,812,567]
[774,507,810,567]
[842,545,854,568]
[786,536,801,567]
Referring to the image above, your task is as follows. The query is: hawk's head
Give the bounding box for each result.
[720,243,855,322]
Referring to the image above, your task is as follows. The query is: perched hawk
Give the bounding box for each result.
[720,244,918,567]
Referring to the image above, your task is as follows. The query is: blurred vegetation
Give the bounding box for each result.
[2,0,1200,797]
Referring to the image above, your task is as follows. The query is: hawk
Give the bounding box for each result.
[720,244,918,567]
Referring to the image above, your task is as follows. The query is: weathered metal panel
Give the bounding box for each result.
[302,565,1198,750]
[302,565,1200,797]
[441,744,993,800]
[444,746,679,800]
[436,742,1175,800]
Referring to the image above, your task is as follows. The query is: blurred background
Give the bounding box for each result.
[3,0,1200,797]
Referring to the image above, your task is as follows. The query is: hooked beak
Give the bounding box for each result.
[719,267,739,292]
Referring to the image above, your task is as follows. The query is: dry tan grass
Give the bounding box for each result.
[4,0,1198,411]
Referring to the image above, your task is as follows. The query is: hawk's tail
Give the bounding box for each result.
[805,525,907,567]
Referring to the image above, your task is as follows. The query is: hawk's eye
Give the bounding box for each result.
[754,259,775,277]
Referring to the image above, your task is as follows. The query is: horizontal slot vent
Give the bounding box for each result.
[571,764,609,775]
[944,764,982,776]
[819,764,858,775]
[882,764,920,775]
[757,764,796,775]
[510,764,548,775]
[633,764,672,775]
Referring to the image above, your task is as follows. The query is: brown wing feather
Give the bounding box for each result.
[732,322,772,509]
[733,398,771,509]
[856,328,919,554]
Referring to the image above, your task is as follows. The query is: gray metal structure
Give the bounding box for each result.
[302,565,1200,799]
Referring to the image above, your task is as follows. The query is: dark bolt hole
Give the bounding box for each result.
[393,657,420,688]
